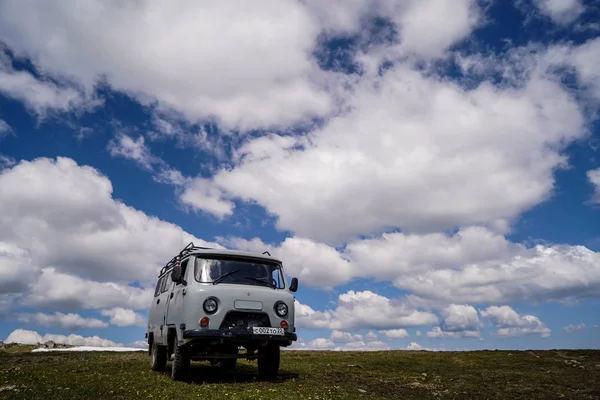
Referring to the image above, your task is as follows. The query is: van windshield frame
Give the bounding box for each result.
[193,256,286,289]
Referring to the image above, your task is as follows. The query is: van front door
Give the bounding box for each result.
[166,258,189,337]
[148,276,164,344]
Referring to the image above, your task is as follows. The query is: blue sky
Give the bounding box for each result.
[0,0,599,351]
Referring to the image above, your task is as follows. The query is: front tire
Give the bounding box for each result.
[257,343,280,379]
[171,341,190,381]
[150,341,167,371]
[220,358,237,371]
[219,344,238,371]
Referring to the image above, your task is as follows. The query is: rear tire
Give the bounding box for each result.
[171,341,190,381]
[257,343,280,379]
[150,341,167,371]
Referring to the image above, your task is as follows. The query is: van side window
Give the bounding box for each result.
[154,276,163,297]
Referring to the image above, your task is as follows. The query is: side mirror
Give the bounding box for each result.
[171,264,182,283]
[289,277,298,293]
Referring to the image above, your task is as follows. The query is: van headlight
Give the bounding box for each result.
[203,297,218,314]
[274,301,288,317]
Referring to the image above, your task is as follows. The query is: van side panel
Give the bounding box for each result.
[148,276,172,345]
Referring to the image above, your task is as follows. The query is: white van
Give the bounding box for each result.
[146,243,299,381]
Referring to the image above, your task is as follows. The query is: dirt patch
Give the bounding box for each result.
[555,351,587,360]
[406,381,437,390]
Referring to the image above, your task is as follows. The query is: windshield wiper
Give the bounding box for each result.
[212,269,241,285]
[245,276,275,288]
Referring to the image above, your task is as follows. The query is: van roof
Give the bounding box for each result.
[158,242,282,277]
[186,248,282,263]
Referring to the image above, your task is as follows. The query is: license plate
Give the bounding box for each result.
[252,327,284,336]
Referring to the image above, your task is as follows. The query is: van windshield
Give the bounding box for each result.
[194,257,285,289]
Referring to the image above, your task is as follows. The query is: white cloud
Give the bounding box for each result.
[100,308,146,327]
[423,304,482,339]
[0,243,37,295]
[330,330,363,343]
[16,312,108,330]
[153,167,188,186]
[439,305,481,333]
[588,168,600,204]
[306,0,482,59]
[0,156,227,314]
[194,43,587,245]
[0,53,99,117]
[0,1,486,131]
[564,323,586,333]
[533,0,585,24]
[383,0,482,59]
[107,133,159,171]
[149,115,186,141]
[346,226,524,283]
[543,38,600,101]
[107,132,192,190]
[147,115,232,161]
[129,340,149,349]
[229,227,600,305]
[179,178,235,220]
[337,340,390,351]
[399,242,600,305]
[0,0,332,131]
[0,294,14,318]
[23,268,153,311]
[306,337,336,349]
[0,119,11,138]
[224,236,353,288]
[426,326,481,339]
[406,342,424,350]
[5,328,122,347]
[426,327,447,338]
[306,336,390,351]
[0,156,216,285]
[480,306,551,338]
[365,330,379,340]
[380,329,409,339]
[32,346,145,352]
[0,154,15,169]
[307,339,439,351]
[295,291,438,331]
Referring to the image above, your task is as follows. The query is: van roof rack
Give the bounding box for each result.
[159,242,213,276]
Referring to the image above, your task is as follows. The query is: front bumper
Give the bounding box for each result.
[183,329,297,344]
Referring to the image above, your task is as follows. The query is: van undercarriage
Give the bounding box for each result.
[150,330,290,380]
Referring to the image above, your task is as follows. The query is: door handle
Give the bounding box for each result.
[170,292,174,299]
[156,298,160,304]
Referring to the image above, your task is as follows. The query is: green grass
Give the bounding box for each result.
[1,347,599,399]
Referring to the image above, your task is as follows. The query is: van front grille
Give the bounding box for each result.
[219,311,272,331]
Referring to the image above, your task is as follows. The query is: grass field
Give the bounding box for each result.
[1,346,599,399]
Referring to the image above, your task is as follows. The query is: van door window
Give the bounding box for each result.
[154,276,164,297]
[272,269,283,288]
[176,259,189,285]
[160,275,171,293]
